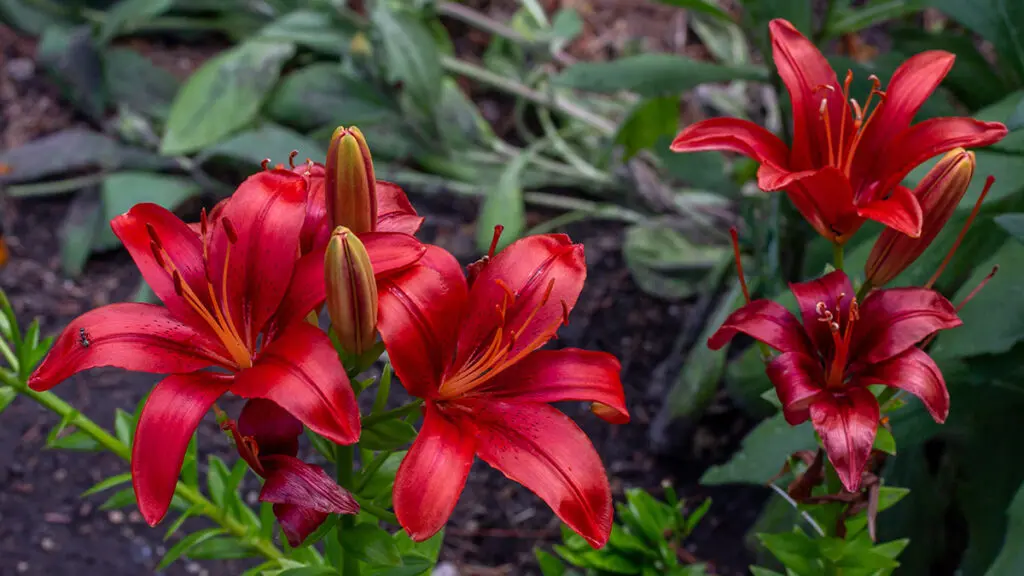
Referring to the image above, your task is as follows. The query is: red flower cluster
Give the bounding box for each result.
[671,19,1006,244]
[29,128,627,548]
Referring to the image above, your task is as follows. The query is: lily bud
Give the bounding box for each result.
[865,148,975,287]
[326,126,377,234]
[325,227,378,355]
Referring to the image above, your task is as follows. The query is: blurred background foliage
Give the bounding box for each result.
[2,0,1024,574]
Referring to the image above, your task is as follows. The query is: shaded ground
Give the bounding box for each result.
[0,2,769,574]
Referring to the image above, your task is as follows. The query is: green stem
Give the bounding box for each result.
[353,495,399,525]
[833,243,845,272]
[362,400,424,428]
[6,378,283,561]
[335,445,359,576]
[856,280,873,303]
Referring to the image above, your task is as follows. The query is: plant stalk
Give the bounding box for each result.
[833,243,845,272]
[335,444,359,575]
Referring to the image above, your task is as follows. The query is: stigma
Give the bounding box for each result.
[816,70,887,176]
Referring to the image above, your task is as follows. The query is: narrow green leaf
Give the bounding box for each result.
[361,419,418,451]
[185,536,257,560]
[476,149,535,253]
[114,408,134,446]
[701,414,817,485]
[48,429,101,451]
[535,549,567,576]
[98,487,137,510]
[161,40,295,154]
[652,0,733,21]
[156,527,227,570]
[341,523,402,566]
[81,473,132,497]
[164,503,205,541]
[0,387,17,414]
[996,213,1024,244]
[98,0,173,43]
[873,426,897,455]
[207,455,231,507]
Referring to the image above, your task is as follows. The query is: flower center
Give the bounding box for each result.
[148,210,253,369]
[816,293,860,388]
[438,277,568,399]
[816,71,887,177]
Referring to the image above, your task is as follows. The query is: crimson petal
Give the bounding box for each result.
[273,504,330,548]
[232,322,360,445]
[707,299,811,355]
[29,303,229,391]
[454,235,585,371]
[393,403,476,542]
[809,388,879,493]
[852,347,949,423]
[766,351,826,425]
[133,372,233,525]
[478,349,629,424]
[856,184,923,238]
[270,250,326,336]
[260,454,358,514]
[670,118,790,169]
[239,399,304,458]
[362,232,427,277]
[377,246,468,398]
[376,181,424,235]
[768,167,860,242]
[789,270,855,354]
[852,287,961,364]
[111,203,215,332]
[207,170,308,344]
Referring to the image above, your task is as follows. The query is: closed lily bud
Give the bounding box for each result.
[325,227,378,355]
[865,148,975,287]
[326,126,377,234]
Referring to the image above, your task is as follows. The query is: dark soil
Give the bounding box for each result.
[0,6,768,575]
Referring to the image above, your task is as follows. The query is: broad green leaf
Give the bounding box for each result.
[550,8,584,43]
[91,172,201,253]
[361,419,418,451]
[996,213,1024,244]
[161,40,295,154]
[873,425,896,455]
[98,0,173,43]
[0,129,172,185]
[81,473,132,498]
[340,523,402,566]
[827,0,926,39]
[436,77,496,150]
[535,549,567,576]
[114,408,134,446]
[0,0,59,35]
[756,530,819,575]
[742,0,812,50]
[652,0,734,21]
[749,568,785,576]
[931,239,1024,358]
[623,223,728,299]
[266,64,397,132]
[359,451,407,500]
[276,568,337,576]
[371,5,443,115]
[103,48,180,122]
[157,528,227,570]
[476,150,529,253]
[578,550,640,573]
[701,414,817,485]
[60,189,104,277]
[925,0,1024,80]
[37,25,105,120]
[655,140,733,194]
[555,54,768,96]
[363,555,432,576]
[615,96,679,160]
[48,429,101,451]
[203,123,326,168]
[1008,96,1024,130]
[258,9,354,56]
[986,481,1024,575]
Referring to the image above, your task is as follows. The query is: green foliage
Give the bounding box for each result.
[538,487,711,575]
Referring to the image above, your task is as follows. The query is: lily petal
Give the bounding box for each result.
[707,299,811,354]
[670,118,790,169]
[764,166,861,242]
[260,455,359,514]
[852,287,961,364]
[376,181,424,235]
[239,399,304,458]
[454,235,585,371]
[362,232,428,277]
[810,387,879,493]
[851,51,955,186]
[232,322,360,445]
[377,246,468,398]
[272,504,330,548]
[769,19,845,170]
[789,270,855,354]
[469,400,612,548]
[29,303,229,391]
[271,250,327,336]
[479,349,629,424]
[393,403,476,542]
[876,117,1007,197]
[133,372,233,525]
[298,162,329,255]
[111,203,214,332]
[856,184,923,238]
[767,351,826,425]
[208,170,308,344]
[852,347,949,423]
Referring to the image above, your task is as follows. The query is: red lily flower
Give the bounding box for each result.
[29,170,361,525]
[295,161,424,254]
[671,19,1006,243]
[223,399,359,546]
[708,270,960,491]
[374,233,629,547]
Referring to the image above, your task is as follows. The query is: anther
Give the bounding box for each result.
[222,218,238,244]
[560,301,570,325]
[172,271,185,296]
[819,98,828,117]
[145,223,161,246]
[200,208,208,238]
[851,100,864,123]
[288,150,299,168]
[150,241,166,269]
[260,159,271,171]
